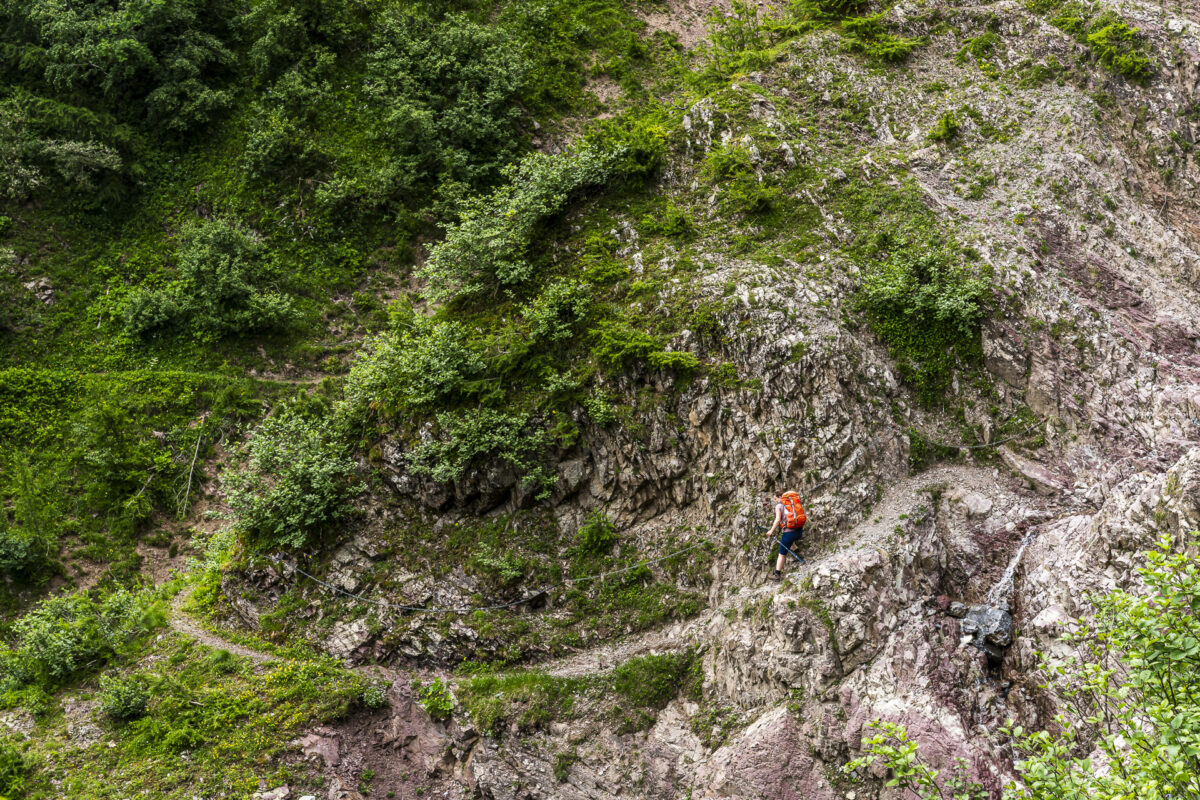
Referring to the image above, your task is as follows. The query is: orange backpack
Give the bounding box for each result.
[779,492,806,529]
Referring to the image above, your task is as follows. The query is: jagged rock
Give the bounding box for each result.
[965,605,1013,650]
[0,710,34,738]
[999,448,1069,495]
[23,277,53,304]
[947,601,968,618]
[324,619,370,658]
[298,733,340,767]
[950,489,993,518]
[221,573,263,630]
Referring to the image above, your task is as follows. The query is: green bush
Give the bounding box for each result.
[406,408,552,491]
[0,0,235,200]
[0,460,58,576]
[589,320,699,374]
[956,31,1001,64]
[360,681,390,710]
[0,104,123,202]
[72,400,176,532]
[365,10,531,189]
[791,0,868,20]
[420,147,616,304]
[928,111,961,142]
[524,280,593,343]
[702,0,779,77]
[124,219,298,342]
[1086,19,1153,79]
[99,672,151,721]
[840,15,923,62]
[223,407,359,551]
[1025,2,1154,80]
[0,588,164,695]
[0,737,32,800]
[417,678,454,720]
[574,512,617,558]
[857,244,989,402]
[457,671,582,735]
[342,317,486,419]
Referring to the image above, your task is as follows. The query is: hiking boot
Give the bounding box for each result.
[796,555,806,565]
[769,569,782,582]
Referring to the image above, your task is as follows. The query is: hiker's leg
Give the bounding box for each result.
[775,552,786,572]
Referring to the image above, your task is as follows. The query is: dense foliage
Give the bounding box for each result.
[0,588,164,703]
[223,405,359,550]
[124,218,298,342]
[0,0,236,203]
[1023,0,1154,79]
[858,244,989,402]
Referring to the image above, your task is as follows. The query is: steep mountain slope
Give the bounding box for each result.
[2,0,1199,798]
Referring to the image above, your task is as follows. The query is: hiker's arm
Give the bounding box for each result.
[767,505,782,534]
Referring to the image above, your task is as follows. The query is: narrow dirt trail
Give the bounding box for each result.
[163,463,1008,683]
[168,592,277,665]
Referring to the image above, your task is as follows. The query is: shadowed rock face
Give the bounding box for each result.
[224,2,1200,797]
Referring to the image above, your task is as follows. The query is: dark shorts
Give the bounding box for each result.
[779,527,803,556]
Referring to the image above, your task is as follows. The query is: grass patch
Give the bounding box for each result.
[458,650,701,738]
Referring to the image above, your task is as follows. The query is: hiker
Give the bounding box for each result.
[766,491,806,581]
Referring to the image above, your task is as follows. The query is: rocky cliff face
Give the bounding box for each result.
[227,2,1200,798]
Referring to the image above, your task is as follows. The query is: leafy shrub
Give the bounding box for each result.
[342,318,485,420]
[857,244,989,402]
[1086,18,1153,79]
[1025,2,1154,80]
[124,219,298,342]
[956,31,1001,65]
[406,408,551,491]
[0,0,235,199]
[0,737,32,800]
[365,10,531,189]
[417,678,454,720]
[420,147,616,304]
[847,721,986,799]
[589,320,700,374]
[524,280,593,343]
[360,681,390,710]
[0,588,164,695]
[553,748,579,781]
[457,671,582,735]
[840,15,923,62]
[703,144,755,182]
[702,0,778,76]
[791,0,868,20]
[469,544,532,588]
[640,204,694,238]
[72,400,174,532]
[223,407,359,551]
[928,111,961,142]
[0,104,123,202]
[99,673,151,720]
[0,460,58,576]
[574,512,617,558]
